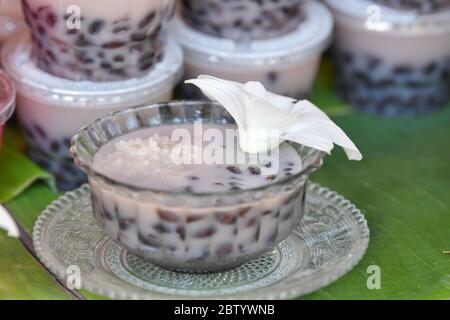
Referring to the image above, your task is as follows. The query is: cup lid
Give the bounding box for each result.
[325,0,450,33]
[2,30,184,109]
[171,0,333,67]
[0,69,15,125]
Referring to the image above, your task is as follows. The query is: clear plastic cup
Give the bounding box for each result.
[180,0,307,41]
[0,69,15,151]
[172,0,333,99]
[21,0,175,81]
[371,0,450,13]
[2,30,183,190]
[325,0,450,116]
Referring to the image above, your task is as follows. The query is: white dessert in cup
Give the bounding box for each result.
[22,0,175,81]
[71,76,362,272]
[2,30,183,190]
[325,0,450,116]
[172,0,333,100]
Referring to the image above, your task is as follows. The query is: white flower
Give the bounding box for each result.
[185,75,362,161]
[0,205,19,238]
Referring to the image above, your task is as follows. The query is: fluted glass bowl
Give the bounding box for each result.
[71,101,325,272]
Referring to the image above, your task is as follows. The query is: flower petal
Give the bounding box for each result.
[185,76,362,161]
[244,81,296,112]
[185,75,246,128]
[286,101,363,161]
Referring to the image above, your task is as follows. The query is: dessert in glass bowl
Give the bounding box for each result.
[72,101,323,272]
[22,0,175,81]
[180,0,307,41]
[0,70,15,151]
[325,0,450,116]
[71,76,361,272]
[172,0,333,100]
[2,30,183,190]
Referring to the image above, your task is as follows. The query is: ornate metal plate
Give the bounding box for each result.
[33,183,369,300]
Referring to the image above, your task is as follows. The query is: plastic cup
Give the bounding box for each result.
[172,0,333,99]
[325,0,450,116]
[21,0,175,81]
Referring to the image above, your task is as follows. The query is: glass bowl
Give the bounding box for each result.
[71,101,325,272]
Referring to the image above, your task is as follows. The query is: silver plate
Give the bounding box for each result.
[33,183,369,300]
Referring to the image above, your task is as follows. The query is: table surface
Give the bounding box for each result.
[1,61,449,300]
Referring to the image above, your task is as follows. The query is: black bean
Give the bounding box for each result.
[139,11,156,29]
[89,19,104,35]
[187,215,203,223]
[423,62,437,75]
[102,41,126,49]
[75,34,92,47]
[46,12,57,27]
[131,33,146,42]
[139,62,153,71]
[227,166,242,174]
[248,166,261,175]
[176,226,186,240]
[113,55,125,62]
[118,218,135,231]
[157,209,179,223]
[239,207,251,217]
[50,141,60,152]
[100,62,112,69]
[34,124,46,139]
[215,212,237,225]
[268,72,278,83]
[194,226,216,238]
[154,223,171,234]
[393,65,412,75]
[113,25,130,34]
[138,233,159,247]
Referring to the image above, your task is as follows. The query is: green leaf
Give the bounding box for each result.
[0,145,55,203]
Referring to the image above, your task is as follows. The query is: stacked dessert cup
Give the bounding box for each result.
[174,0,334,99]
[3,0,183,190]
[325,0,450,116]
